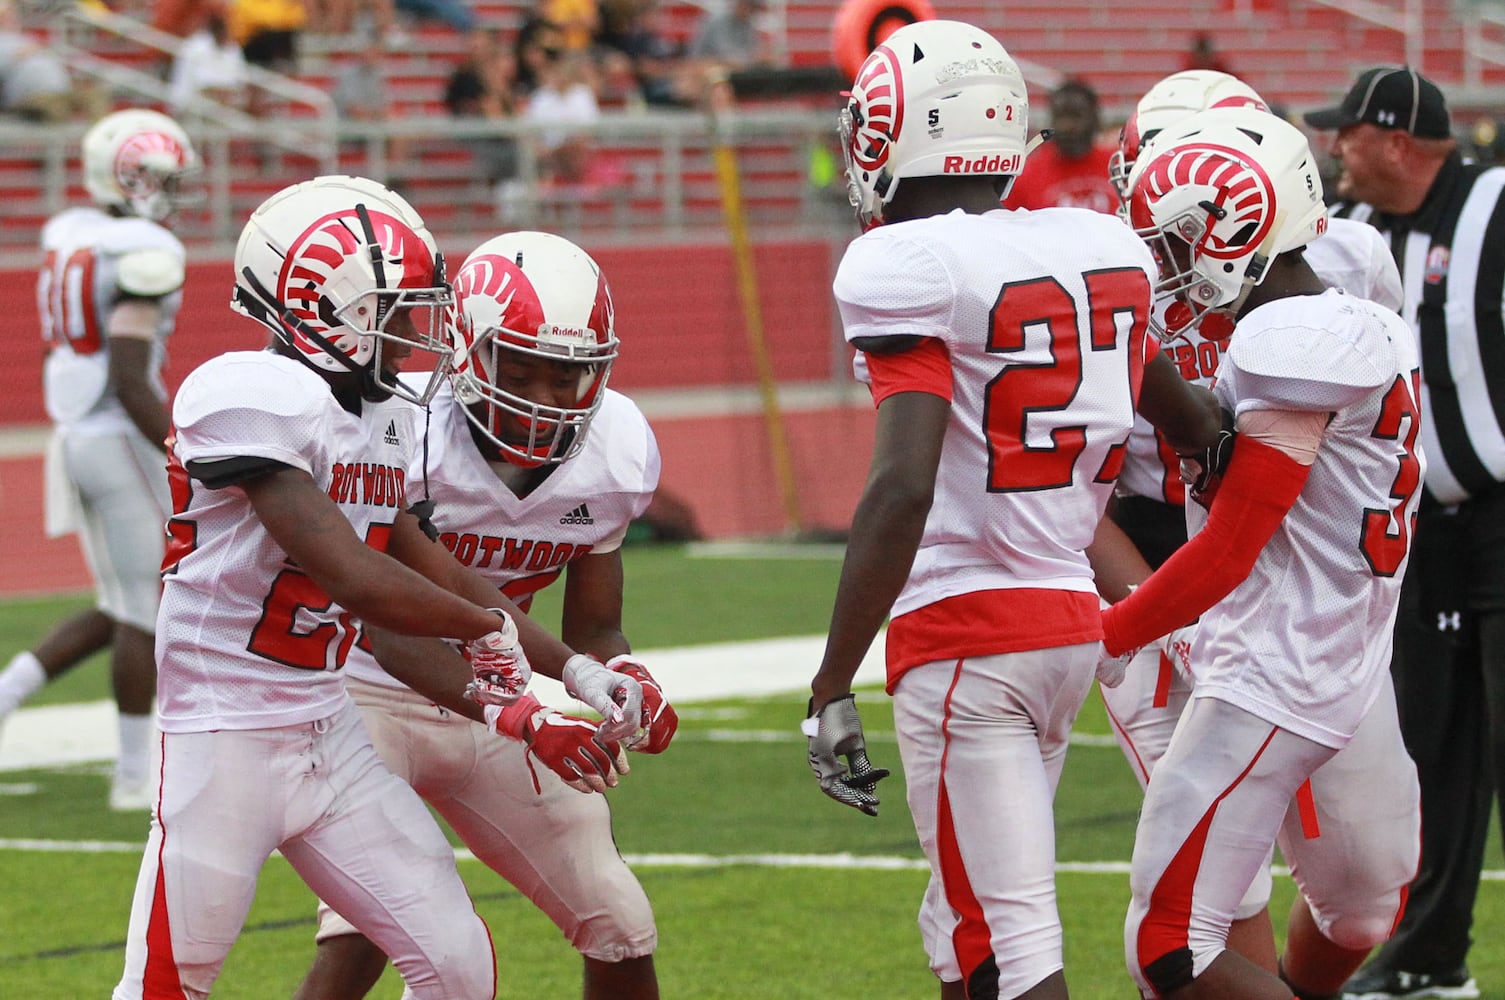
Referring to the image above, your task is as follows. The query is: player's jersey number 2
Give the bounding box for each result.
[983,267,1150,492]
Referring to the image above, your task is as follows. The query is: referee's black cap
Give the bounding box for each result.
[1304,66,1451,139]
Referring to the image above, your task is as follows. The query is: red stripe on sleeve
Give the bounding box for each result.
[864,338,953,407]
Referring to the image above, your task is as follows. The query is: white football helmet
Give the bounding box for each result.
[1109,71,1268,201]
[1125,106,1328,341]
[839,19,1029,229]
[449,231,618,466]
[230,175,454,405]
[82,108,199,222]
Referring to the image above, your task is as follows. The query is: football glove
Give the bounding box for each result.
[484,693,627,794]
[1094,642,1138,689]
[803,694,890,817]
[562,653,642,743]
[606,655,679,754]
[462,610,531,707]
[1179,408,1237,509]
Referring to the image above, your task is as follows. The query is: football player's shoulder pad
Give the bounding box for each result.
[176,351,333,424]
[116,247,186,297]
[834,224,956,344]
[1228,294,1396,412]
[583,389,659,492]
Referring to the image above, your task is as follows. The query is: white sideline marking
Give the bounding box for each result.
[0,634,887,773]
[1,839,1501,883]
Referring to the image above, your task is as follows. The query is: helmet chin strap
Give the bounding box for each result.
[237,265,376,382]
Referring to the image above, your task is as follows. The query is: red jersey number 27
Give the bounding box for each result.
[983,267,1150,492]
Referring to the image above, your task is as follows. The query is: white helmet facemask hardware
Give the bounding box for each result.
[231,175,455,405]
[449,231,618,467]
[1124,106,1328,342]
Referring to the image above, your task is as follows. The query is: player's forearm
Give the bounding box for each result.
[811,484,928,710]
[1138,354,1221,456]
[1102,437,1309,654]
[367,628,486,724]
[1086,513,1154,603]
[116,382,171,452]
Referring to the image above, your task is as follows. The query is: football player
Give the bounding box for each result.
[291,231,675,1000]
[802,20,1222,1000]
[1088,67,1407,977]
[1103,107,1422,1000]
[111,176,638,1000]
[0,109,195,809]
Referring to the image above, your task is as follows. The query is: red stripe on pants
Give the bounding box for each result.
[1136,727,1278,983]
[935,659,994,984]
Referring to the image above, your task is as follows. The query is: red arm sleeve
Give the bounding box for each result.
[864,337,953,406]
[1100,437,1311,654]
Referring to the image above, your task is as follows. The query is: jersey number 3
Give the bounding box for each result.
[983,268,1150,491]
[1361,370,1423,577]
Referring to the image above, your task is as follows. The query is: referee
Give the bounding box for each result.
[1306,67,1505,1000]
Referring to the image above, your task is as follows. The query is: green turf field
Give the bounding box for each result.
[1,544,1501,998]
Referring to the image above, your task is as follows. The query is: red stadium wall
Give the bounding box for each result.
[0,239,872,593]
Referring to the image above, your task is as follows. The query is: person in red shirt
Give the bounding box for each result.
[1004,78,1118,214]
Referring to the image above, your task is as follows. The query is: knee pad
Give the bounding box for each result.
[1142,946,1196,997]
[1312,908,1395,952]
[965,955,999,1000]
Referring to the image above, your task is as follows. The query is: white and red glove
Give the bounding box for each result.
[461,610,531,708]
[562,653,642,743]
[605,655,679,754]
[483,693,627,794]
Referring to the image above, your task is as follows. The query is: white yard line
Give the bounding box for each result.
[0,634,885,773]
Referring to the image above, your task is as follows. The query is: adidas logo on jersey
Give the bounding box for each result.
[383,420,400,446]
[560,503,594,525]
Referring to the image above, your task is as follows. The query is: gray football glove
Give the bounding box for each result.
[802,694,890,817]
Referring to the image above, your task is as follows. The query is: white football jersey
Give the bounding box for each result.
[37,207,184,432]
[1190,289,1424,747]
[156,351,425,733]
[836,206,1156,618]
[343,383,660,689]
[1116,218,1406,504]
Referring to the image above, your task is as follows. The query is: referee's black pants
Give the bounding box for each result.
[1365,486,1505,975]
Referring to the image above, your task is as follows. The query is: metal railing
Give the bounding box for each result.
[51,3,338,168]
[0,108,855,265]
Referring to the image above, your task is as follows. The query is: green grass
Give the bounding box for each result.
[1,544,1503,998]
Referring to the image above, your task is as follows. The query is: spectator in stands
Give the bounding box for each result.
[598,0,692,108]
[445,28,522,187]
[0,0,105,123]
[394,0,474,34]
[687,0,769,72]
[514,10,566,96]
[1002,77,1118,214]
[1469,116,1505,166]
[524,47,602,185]
[544,0,598,52]
[168,1,249,115]
[1182,31,1234,76]
[333,29,389,122]
[230,0,306,79]
[153,0,216,38]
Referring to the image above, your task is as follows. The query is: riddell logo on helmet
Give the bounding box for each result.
[942,153,1021,174]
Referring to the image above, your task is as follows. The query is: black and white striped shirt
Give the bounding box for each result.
[1337,152,1505,505]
